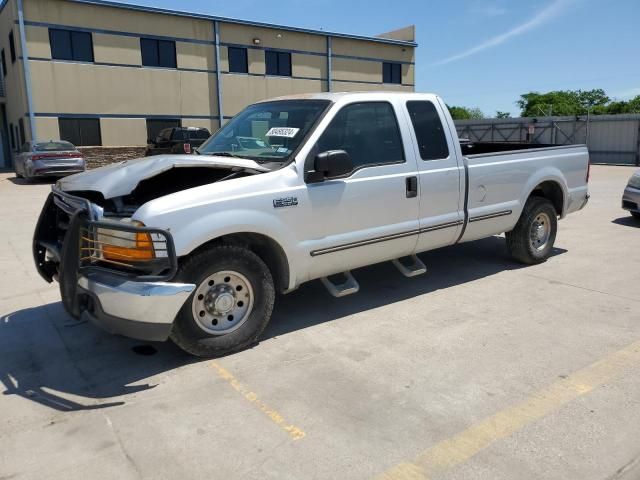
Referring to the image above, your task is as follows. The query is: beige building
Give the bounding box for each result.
[0,0,416,168]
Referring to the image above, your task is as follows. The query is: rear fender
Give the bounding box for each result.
[521,167,569,218]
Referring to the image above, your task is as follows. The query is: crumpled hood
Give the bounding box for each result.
[56,154,269,199]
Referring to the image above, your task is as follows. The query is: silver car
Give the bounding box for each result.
[622,169,640,220]
[14,140,86,181]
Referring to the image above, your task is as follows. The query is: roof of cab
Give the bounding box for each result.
[259,91,437,103]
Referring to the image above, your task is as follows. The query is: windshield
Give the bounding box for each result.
[34,141,75,151]
[198,100,330,162]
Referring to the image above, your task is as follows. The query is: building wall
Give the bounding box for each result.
[21,0,219,145]
[331,37,414,87]
[0,0,30,161]
[2,0,416,153]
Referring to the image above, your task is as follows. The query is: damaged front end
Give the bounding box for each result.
[33,187,194,341]
[32,155,268,340]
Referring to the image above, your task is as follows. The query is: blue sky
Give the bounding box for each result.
[120,0,640,117]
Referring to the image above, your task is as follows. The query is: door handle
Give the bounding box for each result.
[406,176,418,198]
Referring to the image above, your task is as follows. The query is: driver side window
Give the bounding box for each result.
[317,102,405,171]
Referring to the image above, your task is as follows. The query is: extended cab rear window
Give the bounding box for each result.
[406,101,449,161]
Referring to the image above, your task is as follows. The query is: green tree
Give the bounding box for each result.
[606,96,640,114]
[577,89,610,110]
[628,96,640,113]
[495,111,510,118]
[516,89,611,117]
[447,105,484,120]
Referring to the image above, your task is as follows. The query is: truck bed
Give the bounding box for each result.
[458,142,589,244]
[460,141,563,156]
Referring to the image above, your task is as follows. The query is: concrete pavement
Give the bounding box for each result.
[0,166,639,480]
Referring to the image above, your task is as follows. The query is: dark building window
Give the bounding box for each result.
[140,38,177,68]
[265,50,291,77]
[406,101,449,160]
[58,118,102,146]
[9,30,16,63]
[382,62,401,84]
[49,29,94,62]
[1,49,6,77]
[9,122,15,150]
[18,118,25,146]
[146,118,181,142]
[228,46,248,73]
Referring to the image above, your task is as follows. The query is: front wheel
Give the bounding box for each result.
[506,197,558,265]
[170,245,275,357]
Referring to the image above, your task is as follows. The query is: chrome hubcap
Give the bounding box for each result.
[530,213,551,251]
[192,270,254,335]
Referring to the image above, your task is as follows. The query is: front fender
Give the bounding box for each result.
[169,209,300,289]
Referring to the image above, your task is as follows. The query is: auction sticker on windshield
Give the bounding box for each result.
[265,127,300,138]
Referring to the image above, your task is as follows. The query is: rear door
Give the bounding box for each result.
[404,98,465,252]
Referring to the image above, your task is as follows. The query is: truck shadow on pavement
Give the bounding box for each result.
[0,236,566,412]
[264,236,567,338]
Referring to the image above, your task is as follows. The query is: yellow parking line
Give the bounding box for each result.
[376,338,640,480]
[210,361,306,441]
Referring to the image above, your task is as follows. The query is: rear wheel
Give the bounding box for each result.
[170,245,275,357]
[506,197,558,265]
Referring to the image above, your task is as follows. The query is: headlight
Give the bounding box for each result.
[96,219,155,261]
[628,174,640,189]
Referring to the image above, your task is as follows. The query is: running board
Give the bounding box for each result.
[392,255,427,277]
[321,271,360,298]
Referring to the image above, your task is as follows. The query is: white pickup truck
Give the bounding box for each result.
[33,92,589,357]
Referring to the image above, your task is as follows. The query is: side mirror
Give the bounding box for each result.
[305,150,353,183]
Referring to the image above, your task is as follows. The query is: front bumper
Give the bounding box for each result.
[77,272,195,341]
[622,186,640,212]
[33,188,194,342]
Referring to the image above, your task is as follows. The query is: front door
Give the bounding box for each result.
[299,100,421,280]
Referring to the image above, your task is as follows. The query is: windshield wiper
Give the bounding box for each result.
[199,152,284,163]
[201,151,235,157]
[201,151,257,161]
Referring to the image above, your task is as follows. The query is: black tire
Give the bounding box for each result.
[631,211,640,220]
[170,245,275,357]
[506,197,558,265]
[15,170,23,179]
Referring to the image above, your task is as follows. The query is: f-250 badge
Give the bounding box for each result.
[273,197,298,208]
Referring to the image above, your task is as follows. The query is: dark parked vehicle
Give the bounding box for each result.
[14,140,85,180]
[145,127,211,156]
